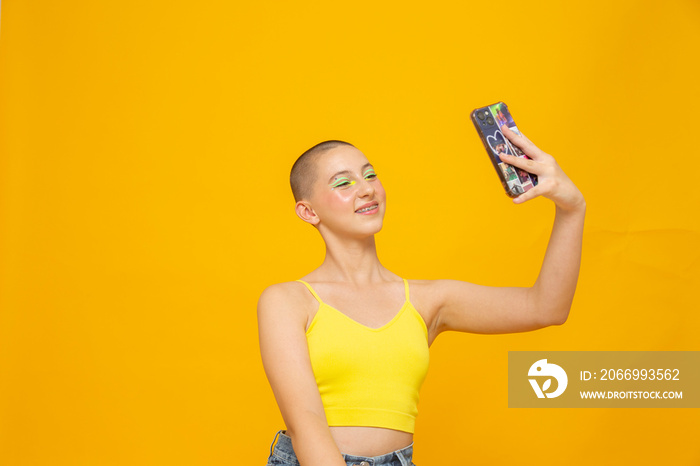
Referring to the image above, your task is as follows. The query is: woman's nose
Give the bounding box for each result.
[357,177,375,196]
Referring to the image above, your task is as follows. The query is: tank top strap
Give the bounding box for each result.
[295,279,324,304]
[402,278,410,302]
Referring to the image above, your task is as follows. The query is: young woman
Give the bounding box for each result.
[258,125,586,466]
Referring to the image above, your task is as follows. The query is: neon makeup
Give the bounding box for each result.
[330,176,356,190]
[329,167,377,190]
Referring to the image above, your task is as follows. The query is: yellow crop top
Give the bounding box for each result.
[296,278,430,434]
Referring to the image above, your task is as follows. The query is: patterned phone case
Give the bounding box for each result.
[470,101,538,198]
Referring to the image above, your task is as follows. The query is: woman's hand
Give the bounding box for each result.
[498,125,585,214]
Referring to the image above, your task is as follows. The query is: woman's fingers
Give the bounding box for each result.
[498,152,541,175]
[501,125,544,160]
[512,185,545,204]
[494,127,585,211]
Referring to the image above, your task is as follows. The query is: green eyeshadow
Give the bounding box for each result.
[330,177,356,189]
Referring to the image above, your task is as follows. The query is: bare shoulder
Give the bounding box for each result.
[405,279,450,347]
[257,281,310,326]
[405,278,442,306]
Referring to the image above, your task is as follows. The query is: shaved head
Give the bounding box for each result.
[290,140,356,202]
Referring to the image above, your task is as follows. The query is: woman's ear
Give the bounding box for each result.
[295,201,319,225]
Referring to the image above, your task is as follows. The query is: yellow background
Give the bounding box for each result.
[1,1,699,464]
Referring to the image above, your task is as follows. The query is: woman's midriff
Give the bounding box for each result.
[329,426,413,457]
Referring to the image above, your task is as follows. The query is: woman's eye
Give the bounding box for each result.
[365,174,377,179]
[330,178,356,189]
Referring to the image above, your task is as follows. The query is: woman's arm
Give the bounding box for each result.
[499,125,586,325]
[257,283,347,466]
[430,125,586,336]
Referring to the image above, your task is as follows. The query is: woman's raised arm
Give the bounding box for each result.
[428,125,586,337]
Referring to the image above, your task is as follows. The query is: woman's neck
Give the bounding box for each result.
[313,236,391,285]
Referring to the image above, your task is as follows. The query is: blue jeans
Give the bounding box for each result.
[266,429,417,466]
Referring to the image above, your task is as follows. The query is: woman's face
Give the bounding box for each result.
[301,145,386,237]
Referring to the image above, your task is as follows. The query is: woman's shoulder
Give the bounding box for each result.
[259,280,309,302]
[405,278,479,299]
[404,278,445,298]
[404,278,438,286]
[403,278,442,303]
[257,281,315,332]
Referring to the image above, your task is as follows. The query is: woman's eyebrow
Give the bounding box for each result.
[327,163,373,183]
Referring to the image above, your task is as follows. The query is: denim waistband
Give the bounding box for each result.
[268,429,414,466]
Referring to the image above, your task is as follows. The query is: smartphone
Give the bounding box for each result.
[470,101,538,198]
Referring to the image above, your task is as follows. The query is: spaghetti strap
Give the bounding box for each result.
[402,278,410,302]
[295,279,324,304]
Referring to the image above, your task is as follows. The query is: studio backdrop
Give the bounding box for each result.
[1,1,698,465]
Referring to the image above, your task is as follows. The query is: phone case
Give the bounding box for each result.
[470,101,538,198]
